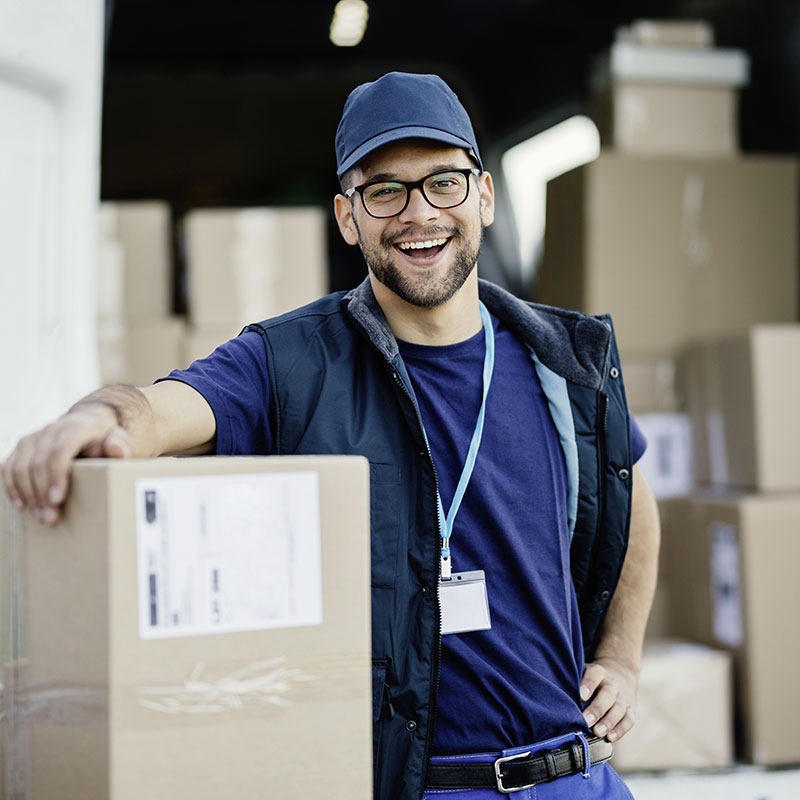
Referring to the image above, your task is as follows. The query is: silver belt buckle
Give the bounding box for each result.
[494,750,534,794]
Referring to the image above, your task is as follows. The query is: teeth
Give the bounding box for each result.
[397,238,447,251]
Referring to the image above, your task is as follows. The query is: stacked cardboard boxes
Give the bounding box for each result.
[659,490,800,766]
[181,207,328,363]
[97,202,188,386]
[537,20,800,771]
[537,23,798,501]
[0,456,372,799]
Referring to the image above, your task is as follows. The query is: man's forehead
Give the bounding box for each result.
[355,139,473,180]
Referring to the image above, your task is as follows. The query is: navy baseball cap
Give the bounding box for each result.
[335,72,483,177]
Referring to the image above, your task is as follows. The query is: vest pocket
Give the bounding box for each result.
[369,462,404,588]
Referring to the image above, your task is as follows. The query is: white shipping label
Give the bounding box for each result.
[135,472,322,639]
[709,521,744,647]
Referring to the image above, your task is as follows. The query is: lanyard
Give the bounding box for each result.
[436,301,495,579]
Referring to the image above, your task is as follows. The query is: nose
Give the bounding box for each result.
[397,185,441,225]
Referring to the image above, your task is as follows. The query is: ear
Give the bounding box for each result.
[478,171,495,228]
[334,193,360,246]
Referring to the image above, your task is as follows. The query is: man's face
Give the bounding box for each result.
[334,140,495,309]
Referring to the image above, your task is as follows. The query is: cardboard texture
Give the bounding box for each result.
[0,456,372,799]
[537,153,799,351]
[97,202,173,319]
[660,492,800,765]
[619,349,681,414]
[613,639,733,772]
[682,325,800,491]
[98,316,188,387]
[592,82,739,156]
[183,206,328,329]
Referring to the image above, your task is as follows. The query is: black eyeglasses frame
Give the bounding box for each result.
[344,167,482,219]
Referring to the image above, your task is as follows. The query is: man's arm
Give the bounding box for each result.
[2,380,216,526]
[579,463,660,742]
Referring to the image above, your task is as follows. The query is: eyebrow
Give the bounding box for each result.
[362,165,467,183]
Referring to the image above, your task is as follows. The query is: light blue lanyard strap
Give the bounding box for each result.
[438,301,495,576]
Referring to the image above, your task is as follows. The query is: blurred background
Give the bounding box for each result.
[1,1,800,797]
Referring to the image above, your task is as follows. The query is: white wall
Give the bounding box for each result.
[0,0,105,458]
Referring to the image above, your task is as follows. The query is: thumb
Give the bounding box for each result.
[102,427,133,459]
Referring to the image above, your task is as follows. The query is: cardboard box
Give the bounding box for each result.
[613,639,733,772]
[620,349,681,414]
[98,316,188,387]
[681,325,800,491]
[97,202,173,319]
[537,153,799,351]
[592,81,739,156]
[183,206,328,329]
[634,413,694,498]
[660,492,800,765]
[0,456,372,799]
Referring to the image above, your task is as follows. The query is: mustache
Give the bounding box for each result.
[381,226,459,247]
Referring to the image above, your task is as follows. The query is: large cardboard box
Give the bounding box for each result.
[183,206,328,330]
[98,316,188,387]
[97,202,173,319]
[613,639,733,772]
[681,325,800,491]
[0,456,372,799]
[660,492,800,765]
[537,153,799,351]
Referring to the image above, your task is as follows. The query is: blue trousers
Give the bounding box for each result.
[423,732,635,799]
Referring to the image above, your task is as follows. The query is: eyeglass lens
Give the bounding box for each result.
[363,171,470,217]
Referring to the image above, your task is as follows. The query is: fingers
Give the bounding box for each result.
[580,661,637,742]
[3,407,122,525]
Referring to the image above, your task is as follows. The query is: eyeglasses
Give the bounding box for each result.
[344,168,481,219]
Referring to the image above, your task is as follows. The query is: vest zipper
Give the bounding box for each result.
[389,366,443,782]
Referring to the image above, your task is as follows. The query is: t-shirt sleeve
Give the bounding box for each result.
[629,413,647,464]
[157,331,272,455]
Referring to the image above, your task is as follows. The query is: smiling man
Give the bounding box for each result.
[4,72,658,800]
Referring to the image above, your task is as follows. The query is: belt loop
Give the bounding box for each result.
[576,732,591,779]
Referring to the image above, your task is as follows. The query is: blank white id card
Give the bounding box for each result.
[439,570,491,635]
[135,471,322,639]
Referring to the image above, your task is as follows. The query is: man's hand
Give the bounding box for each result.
[3,381,216,526]
[2,402,133,526]
[580,656,638,742]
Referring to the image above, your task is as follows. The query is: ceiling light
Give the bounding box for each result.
[330,0,369,47]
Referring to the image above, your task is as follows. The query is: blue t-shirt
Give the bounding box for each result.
[163,319,646,755]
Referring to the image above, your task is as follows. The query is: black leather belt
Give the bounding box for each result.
[426,737,614,794]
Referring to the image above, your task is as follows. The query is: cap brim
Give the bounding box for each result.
[337,125,481,176]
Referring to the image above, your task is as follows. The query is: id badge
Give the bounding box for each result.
[439,570,492,635]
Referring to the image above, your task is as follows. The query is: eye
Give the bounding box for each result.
[427,172,466,193]
[365,182,404,201]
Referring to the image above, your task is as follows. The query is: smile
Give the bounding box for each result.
[396,238,449,251]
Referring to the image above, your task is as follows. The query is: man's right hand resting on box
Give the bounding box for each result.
[2,381,216,526]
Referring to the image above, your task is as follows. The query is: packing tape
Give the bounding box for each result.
[680,168,711,269]
[137,656,315,715]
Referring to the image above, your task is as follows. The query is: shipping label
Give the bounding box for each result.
[135,471,322,639]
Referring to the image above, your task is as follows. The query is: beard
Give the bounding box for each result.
[354,220,483,309]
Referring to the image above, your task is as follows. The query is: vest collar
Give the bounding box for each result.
[344,277,610,390]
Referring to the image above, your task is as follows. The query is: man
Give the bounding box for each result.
[4,72,659,799]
